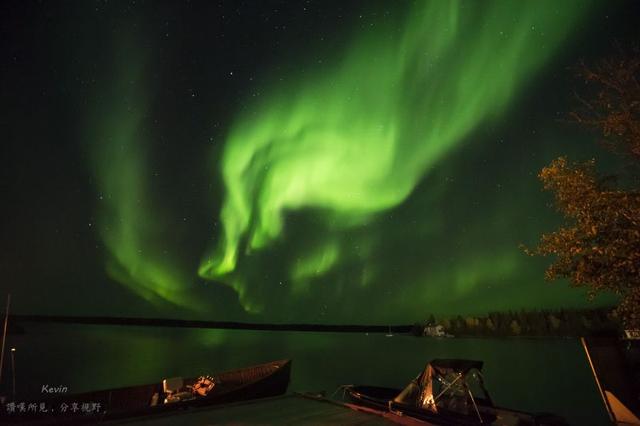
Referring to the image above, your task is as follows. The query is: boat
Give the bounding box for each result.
[342,359,568,426]
[1,359,291,424]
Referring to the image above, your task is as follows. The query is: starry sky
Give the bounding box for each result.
[1,0,638,323]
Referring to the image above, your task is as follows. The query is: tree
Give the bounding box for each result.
[547,313,561,333]
[440,317,451,331]
[426,313,436,326]
[527,50,640,328]
[570,49,640,160]
[455,315,467,334]
[484,317,494,332]
[509,319,521,336]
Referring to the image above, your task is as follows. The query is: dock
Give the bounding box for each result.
[105,393,431,425]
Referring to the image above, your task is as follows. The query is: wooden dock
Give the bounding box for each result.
[105,393,432,425]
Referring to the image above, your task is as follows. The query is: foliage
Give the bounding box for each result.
[417,309,620,337]
[530,157,640,303]
[571,49,640,160]
[527,50,640,328]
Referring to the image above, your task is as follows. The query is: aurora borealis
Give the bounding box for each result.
[199,0,592,313]
[86,38,207,313]
[1,0,638,322]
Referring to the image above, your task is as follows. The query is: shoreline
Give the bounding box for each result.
[9,314,413,334]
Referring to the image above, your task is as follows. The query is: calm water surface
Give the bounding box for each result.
[7,324,609,425]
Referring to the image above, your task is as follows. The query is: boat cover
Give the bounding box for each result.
[393,359,487,416]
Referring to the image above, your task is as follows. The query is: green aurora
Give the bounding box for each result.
[8,0,618,320]
[1,0,633,322]
[198,1,594,314]
[86,45,206,313]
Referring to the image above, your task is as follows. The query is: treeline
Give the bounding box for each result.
[412,308,620,337]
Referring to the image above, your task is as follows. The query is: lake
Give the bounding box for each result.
[5,324,609,425]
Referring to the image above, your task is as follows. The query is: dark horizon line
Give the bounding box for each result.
[8,314,414,333]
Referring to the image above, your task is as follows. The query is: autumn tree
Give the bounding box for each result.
[571,50,640,160]
[527,50,640,329]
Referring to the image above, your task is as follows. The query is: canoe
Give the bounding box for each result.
[343,359,568,426]
[2,359,291,424]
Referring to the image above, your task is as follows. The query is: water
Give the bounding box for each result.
[5,324,609,425]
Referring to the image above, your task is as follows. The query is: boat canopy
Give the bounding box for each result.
[393,359,492,421]
[429,359,483,374]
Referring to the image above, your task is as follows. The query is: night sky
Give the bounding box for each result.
[1,1,638,323]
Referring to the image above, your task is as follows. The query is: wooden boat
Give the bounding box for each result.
[343,359,568,426]
[1,359,291,424]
